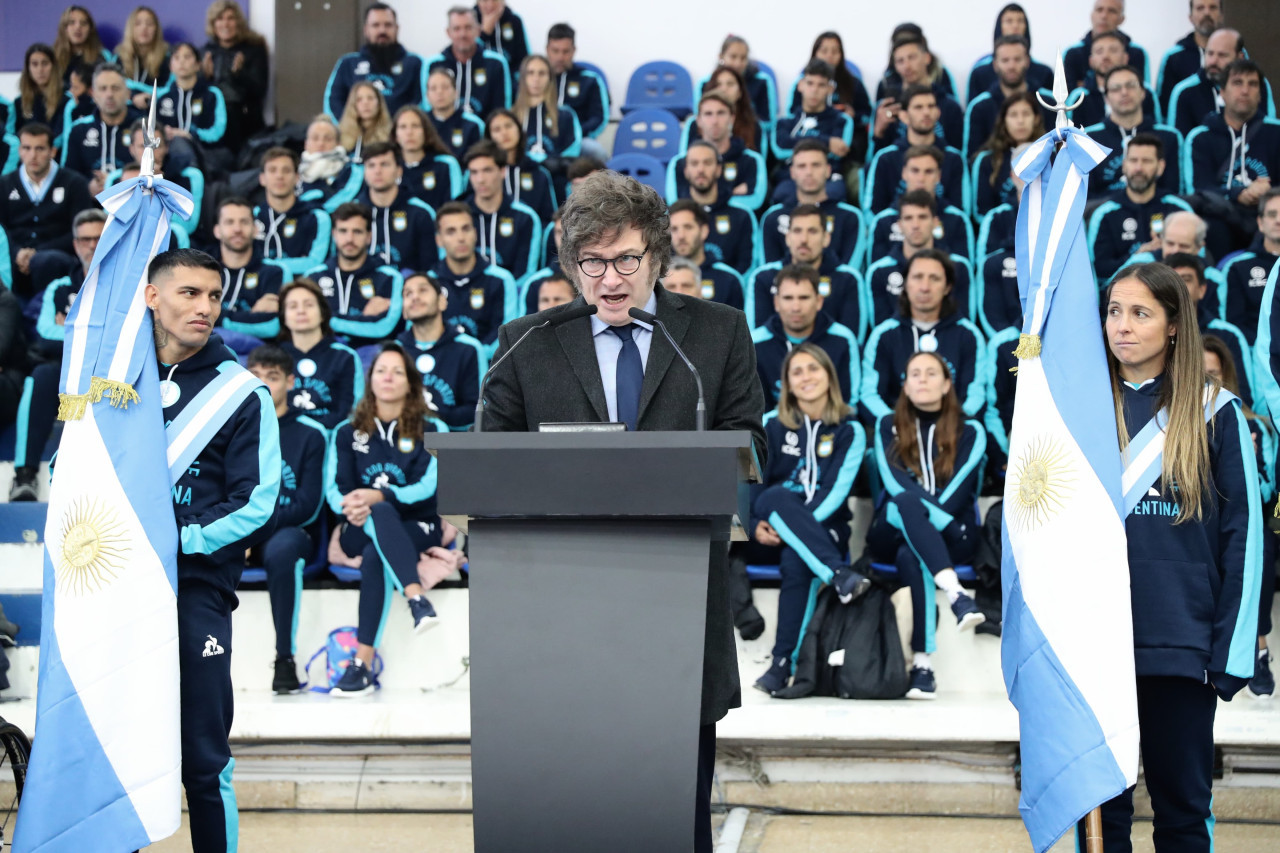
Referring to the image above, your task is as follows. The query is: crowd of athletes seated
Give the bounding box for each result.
[0,0,1275,699]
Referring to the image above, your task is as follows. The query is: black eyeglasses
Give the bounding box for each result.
[577,251,646,278]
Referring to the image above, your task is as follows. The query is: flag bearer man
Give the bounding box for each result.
[145,248,281,852]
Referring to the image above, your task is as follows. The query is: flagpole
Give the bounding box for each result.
[1085,807,1104,852]
[139,82,161,181]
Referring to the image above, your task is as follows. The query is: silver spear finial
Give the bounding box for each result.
[139,82,161,179]
[1036,52,1086,135]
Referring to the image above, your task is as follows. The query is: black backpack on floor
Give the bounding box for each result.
[775,580,908,700]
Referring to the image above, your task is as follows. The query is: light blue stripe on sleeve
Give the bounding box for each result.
[1227,403,1263,679]
[873,416,903,497]
[180,388,282,556]
[323,420,347,515]
[37,276,70,341]
[813,421,865,521]
[386,451,437,506]
[767,511,833,583]
[938,421,987,507]
[196,87,227,145]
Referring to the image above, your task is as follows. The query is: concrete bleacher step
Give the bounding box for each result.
[5,590,1279,745]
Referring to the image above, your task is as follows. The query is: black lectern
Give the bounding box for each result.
[429,432,759,853]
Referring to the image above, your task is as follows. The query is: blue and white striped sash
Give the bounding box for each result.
[1121,387,1235,515]
[165,363,263,485]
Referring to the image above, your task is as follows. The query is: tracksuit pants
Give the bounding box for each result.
[1077,676,1218,853]
[339,502,441,647]
[262,526,313,658]
[14,362,60,472]
[866,493,974,653]
[1260,526,1275,637]
[753,485,847,664]
[178,583,237,853]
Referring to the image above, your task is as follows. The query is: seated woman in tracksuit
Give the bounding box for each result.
[1086,263,1261,850]
[750,343,868,696]
[393,104,462,211]
[1203,335,1277,699]
[277,278,364,430]
[326,343,449,697]
[860,249,987,428]
[511,54,581,167]
[867,350,987,699]
[485,108,559,229]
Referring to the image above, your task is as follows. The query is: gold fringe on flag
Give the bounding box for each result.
[57,393,90,422]
[87,377,140,410]
[1012,333,1042,361]
[57,378,141,421]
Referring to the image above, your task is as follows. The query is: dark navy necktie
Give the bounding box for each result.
[611,323,643,430]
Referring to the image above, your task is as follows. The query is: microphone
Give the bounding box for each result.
[474,302,598,431]
[628,306,706,431]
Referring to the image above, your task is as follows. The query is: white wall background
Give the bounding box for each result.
[1,0,1192,122]
[390,0,1192,108]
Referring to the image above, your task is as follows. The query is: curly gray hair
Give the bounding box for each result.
[559,171,672,287]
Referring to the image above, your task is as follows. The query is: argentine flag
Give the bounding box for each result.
[15,176,194,852]
[1000,126,1140,852]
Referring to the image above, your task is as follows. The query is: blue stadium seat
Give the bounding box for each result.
[746,550,850,583]
[870,561,979,583]
[869,501,983,582]
[612,109,682,164]
[328,562,361,583]
[607,153,666,195]
[239,516,329,585]
[623,61,695,120]
[746,564,782,581]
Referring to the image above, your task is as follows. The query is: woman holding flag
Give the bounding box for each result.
[1093,261,1262,850]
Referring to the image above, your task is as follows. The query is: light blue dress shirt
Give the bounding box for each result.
[590,291,658,422]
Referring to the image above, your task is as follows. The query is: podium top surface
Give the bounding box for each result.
[428,430,761,483]
[428,430,753,452]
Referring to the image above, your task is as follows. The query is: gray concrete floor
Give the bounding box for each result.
[144,812,1280,852]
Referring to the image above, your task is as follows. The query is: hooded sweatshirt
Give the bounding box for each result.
[873,409,986,531]
[1119,377,1259,698]
[752,311,860,406]
[1187,110,1280,205]
[750,411,866,540]
[325,42,426,119]
[428,254,516,346]
[424,44,511,119]
[326,415,444,524]
[396,323,487,430]
[860,308,987,423]
[281,336,364,430]
[163,334,280,600]
[304,255,404,344]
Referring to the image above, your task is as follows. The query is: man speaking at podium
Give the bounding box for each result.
[480,170,767,851]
